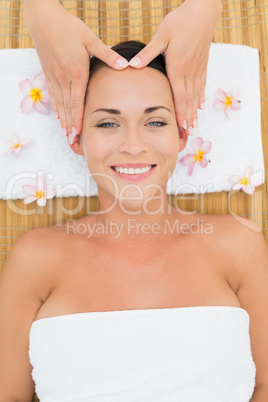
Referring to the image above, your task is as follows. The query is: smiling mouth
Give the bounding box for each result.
[111,165,157,175]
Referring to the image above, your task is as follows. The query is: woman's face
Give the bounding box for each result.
[71,65,188,206]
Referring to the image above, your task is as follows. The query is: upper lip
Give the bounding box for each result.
[110,163,156,169]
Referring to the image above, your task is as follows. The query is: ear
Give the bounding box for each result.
[68,135,85,156]
[178,126,188,152]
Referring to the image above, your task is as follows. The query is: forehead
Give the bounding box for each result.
[86,66,174,112]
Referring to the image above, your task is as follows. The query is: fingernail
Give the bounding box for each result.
[68,134,74,145]
[116,58,129,68]
[62,127,67,137]
[129,57,141,67]
[72,127,77,138]
[182,120,187,130]
[193,119,198,129]
[53,111,59,120]
[201,102,205,110]
[188,126,193,136]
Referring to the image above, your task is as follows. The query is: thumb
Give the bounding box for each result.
[90,37,129,70]
[129,35,166,68]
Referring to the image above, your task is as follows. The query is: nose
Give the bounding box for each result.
[117,126,149,155]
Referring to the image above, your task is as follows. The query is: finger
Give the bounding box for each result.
[62,81,73,138]
[70,74,88,137]
[192,74,201,129]
[53,79,68,137]
[198,65,208,110]
[184,76,194,135]
[128,34,166,68]
[45,74,59,120]
[89,37,129,70]
[170,75,187,130]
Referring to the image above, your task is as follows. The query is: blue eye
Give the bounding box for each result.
[147,121,167,127]
[96,122,118,128]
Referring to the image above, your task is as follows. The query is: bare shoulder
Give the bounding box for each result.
[192,213,265,292]
[224,217,268,390]
[2,225,66,300]
[0,225,66,400]
[222,214,265,273]
[200,212,263,246]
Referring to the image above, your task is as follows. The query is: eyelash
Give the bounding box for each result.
[95,120,168,128]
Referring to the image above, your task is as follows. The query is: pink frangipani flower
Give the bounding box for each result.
[228,166,262,195]
[179,136,212,176]
[19,72,51,115]
[4,133,32,155]
[23,176,56,207]
[213,87,241,120]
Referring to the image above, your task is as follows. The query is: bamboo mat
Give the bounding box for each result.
[0,1,267,400]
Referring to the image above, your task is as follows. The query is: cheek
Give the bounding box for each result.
[84,136,111,168]
[156,131,179,157]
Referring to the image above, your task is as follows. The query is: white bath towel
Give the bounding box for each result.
[29,306,256,401]
[0,43,265,199]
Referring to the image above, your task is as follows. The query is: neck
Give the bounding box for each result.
[90,188,188,245]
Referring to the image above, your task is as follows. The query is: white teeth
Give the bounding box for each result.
[114,165,154,174]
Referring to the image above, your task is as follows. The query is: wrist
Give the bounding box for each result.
[23,0,62,27]
[184,0,222,17]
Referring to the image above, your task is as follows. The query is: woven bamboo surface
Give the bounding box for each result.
[0,1,268,398]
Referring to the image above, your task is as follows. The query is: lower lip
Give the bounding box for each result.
[110,166,156,181]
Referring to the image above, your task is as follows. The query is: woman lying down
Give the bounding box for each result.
[0,41,268,402]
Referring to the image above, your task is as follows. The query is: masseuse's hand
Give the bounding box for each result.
[129,0,222,135]
[23,0,128,143]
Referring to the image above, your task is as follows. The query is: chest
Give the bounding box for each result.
[36,232,240,320]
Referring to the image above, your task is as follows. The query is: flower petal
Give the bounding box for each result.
[22,184,37,195]
[188,161,196,176]
[40,91,52,104]
[21,95,34,114]
[4,140,14,147]
[37,197,47,207]
[200,141,212,154]
[243,184,255,195]
[249,170,263,187]
[19,79,33,95]
[179,154,196,165]
[229,175,242,183]
[192,137,204,153]
[12,133,18,144]
[33,101,50,114]
[232,182,243,190]
[20,139,32,146]
[213,99,225,111]
[216,88,227,101]
[230,100,241,111]
[23,195,37,204]
[14,147,21,154]
[37,176,46,192]
[244,166,254,178]
[224,107,230,120]
[34,73,47,91]
[199,156,208,168]
[229,87,240,99]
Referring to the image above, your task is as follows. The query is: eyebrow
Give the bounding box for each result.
[92,106,171,115]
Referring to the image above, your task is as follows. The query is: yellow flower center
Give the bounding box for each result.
[30,88,42,103]
[35,190,45,199]
[239,177,249,186]
[13,143,20,149]
[194,150,205,162]
[224,96,233,107]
